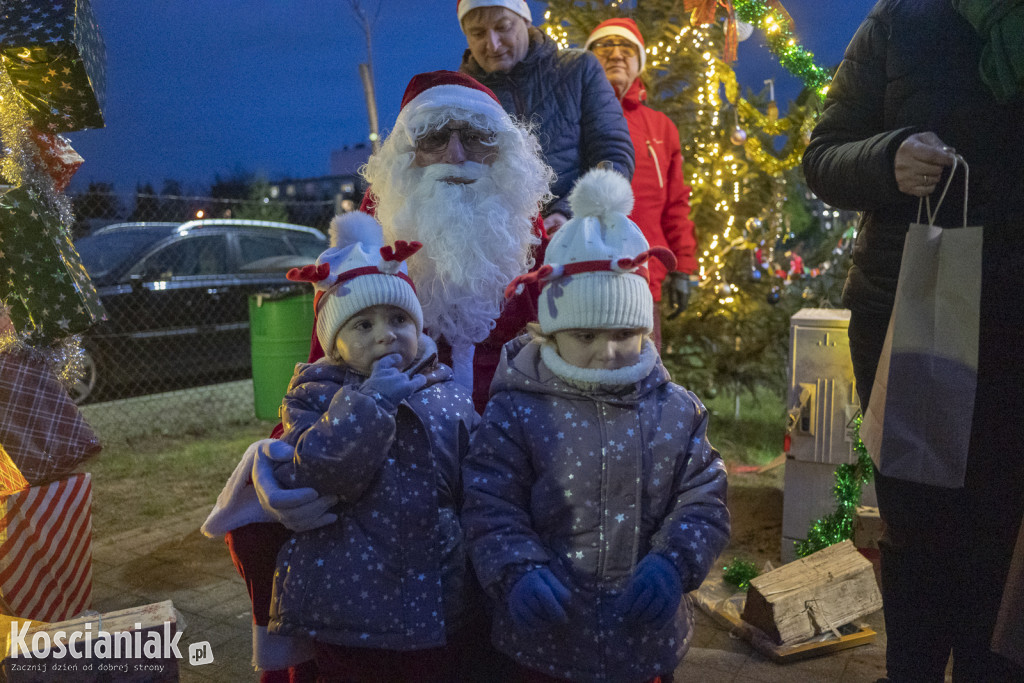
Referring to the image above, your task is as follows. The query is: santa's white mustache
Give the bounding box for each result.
[420,162,489,183]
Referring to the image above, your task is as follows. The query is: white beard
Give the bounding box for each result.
[376,162,539,348]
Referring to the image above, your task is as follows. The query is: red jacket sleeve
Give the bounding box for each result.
[660,121,698,275]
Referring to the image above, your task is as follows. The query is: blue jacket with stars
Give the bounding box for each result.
[268,336,479,650]
[462,336,730,681]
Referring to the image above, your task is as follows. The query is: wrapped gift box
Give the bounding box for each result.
[2,601,179,682]
[29,129,84,192]
[0,347,101,485]
[0,473,93,623]
[0,0,106,133]
[0,444,30,495]
[0,186,106,343]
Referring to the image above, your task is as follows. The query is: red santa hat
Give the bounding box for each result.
[394,70,512,140]
[287,212,423,361]
[584,17,647,71]
[457,0,531,23]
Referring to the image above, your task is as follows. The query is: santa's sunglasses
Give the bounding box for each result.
[590,40,639,58]
[416,125,497,155]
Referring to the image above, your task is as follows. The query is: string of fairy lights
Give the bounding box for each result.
[542,0,830,307]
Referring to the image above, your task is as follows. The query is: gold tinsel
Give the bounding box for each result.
[0,66,74,227]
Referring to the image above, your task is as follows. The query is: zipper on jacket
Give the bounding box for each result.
[646,140,664,188]
[597,401,610,579]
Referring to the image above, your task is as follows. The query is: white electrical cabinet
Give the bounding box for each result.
[786,308,859,465]
[781,308,876,563]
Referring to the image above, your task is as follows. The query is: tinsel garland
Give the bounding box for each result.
[0,302,86,389]
[0,66,74,227]
[717,68,816,174]
[722,556,760,591]
[796,415,874,557]
[732,0,833,99]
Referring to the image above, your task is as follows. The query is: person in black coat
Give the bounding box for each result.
[802,1,1024,680]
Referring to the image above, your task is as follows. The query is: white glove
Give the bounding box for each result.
[252,439,338,532]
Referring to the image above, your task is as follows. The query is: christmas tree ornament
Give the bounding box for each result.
[764,78,779,122]
[730,125,747,145]
[766,286,781,305]
[736,20,754,42]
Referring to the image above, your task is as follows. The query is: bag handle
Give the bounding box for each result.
[916,154,969,227]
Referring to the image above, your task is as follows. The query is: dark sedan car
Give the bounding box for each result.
[72,219,326,403]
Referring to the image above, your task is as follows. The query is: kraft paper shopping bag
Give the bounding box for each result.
[861,157,981,487]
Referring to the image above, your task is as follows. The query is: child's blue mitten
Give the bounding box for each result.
[616,553,682,628]
[507,566,572,628]
[360,353,426,408]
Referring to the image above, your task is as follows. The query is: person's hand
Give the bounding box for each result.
[543,212,569,233]
[665,271,699,320]
[616,554,682,628]
[894,132,957,197]
[360,353,426,407]
[252,439,338,532]
[507,567,572,628]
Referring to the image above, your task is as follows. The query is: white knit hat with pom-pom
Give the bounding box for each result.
[287,211,423,360]
[507,167,676,334]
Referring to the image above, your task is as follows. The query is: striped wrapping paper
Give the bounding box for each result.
[0,473,92,621]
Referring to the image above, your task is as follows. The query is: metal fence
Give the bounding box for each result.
[71,191,335,444]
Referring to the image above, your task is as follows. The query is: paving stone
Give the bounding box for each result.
[86,503,898,682]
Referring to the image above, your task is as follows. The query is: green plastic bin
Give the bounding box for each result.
[249,290,315,421]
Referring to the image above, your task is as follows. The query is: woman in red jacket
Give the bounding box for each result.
[586,18,699,347]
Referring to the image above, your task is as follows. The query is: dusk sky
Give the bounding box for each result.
[65,0,877,194]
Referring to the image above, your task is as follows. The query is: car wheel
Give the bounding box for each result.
[69,346,99,405]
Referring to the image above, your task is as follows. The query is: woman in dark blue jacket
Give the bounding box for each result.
[459,3,634,228]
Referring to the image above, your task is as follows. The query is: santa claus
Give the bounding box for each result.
[204,70,554,682]
[359,69,553,403]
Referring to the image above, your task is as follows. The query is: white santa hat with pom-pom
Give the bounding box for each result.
[287,211,424,360]
[512,167,676,334]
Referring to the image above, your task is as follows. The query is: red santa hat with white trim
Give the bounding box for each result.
[456,0,531,23]
[287,212,423,361]
[394,70,514,142]
[506,167,676,334]
[584,17,647,71]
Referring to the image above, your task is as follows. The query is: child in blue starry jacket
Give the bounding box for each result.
[268,212,478,681]
[462,168,731,683]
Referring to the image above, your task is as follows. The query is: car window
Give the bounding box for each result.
[136,235,229,278]
[288,232,327,259]
[239,234,291,267]
[75,228,173,280]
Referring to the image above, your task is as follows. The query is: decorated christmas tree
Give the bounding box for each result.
[541,0,850,397]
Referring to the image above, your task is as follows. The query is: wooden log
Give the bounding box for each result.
[741,540,882,645]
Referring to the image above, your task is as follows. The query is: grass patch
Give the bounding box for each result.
[704,387,785,466]
[82,420,277,539]
[80,387,788,540]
